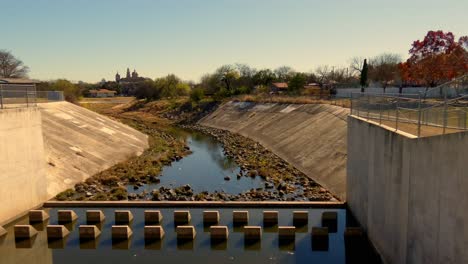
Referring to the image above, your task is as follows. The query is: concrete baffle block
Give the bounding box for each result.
[86,210,105,223]
[293,211,308,226]
[14,225,38,239]
[29,210,49,223]
[144,210,163,225]
[312,227,329,251]
[47,225,70,239]
[0,226,7,237]
[263,211,279,225]
[233,211,249,224]
[176,226,196,240]
[203,211,220,224]
[79,225,101,239]
[312,227,329,238]
[174,211,191,224]
[57,210,78,223]
[344,227,364,244]
[144,226,165,240]
[321,212,338,233]
[210,226,229,240]
[112,225,133,240]
[244,226,262,241]
[115,210,134,224]
[278,226,296,240]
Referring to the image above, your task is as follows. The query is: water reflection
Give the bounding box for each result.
[128,129,264,195]
[0,207,381,264]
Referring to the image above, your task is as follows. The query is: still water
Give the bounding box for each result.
[127,130,264,195]
[0,207,380,264]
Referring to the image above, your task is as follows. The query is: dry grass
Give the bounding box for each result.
[234,94,351,108]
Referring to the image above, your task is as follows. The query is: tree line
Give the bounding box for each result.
[1,30,466,103]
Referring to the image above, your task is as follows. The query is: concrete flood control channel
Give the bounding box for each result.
[0,203,381,264]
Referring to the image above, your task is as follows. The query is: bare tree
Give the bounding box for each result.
[0,50,29,78]
[349,56,366,76]
[274,66,295,82]
[368,53,402,92]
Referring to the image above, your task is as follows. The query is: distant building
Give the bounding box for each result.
[303,83,330,98]
[88,89,117,98]
[114,68,149,95]
[115,68,147,83]
[270,82,288,94]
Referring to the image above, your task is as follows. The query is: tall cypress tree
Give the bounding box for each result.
[360,59,368,92]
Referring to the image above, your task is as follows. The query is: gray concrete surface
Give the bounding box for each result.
[199,101,349,200]
[347,115,468,264]
[0,102,148,225]
[0,108,48,225]
[39,102,148,197]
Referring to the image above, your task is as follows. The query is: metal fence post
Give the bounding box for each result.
[395,96,400,131]
[367,94,371,120]
[442,89,448,134]
[443,100,448,134]
[417,95,422,137]
[379,96,383,125]
[0,84,3,109]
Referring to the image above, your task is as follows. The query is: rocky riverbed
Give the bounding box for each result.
[56,99,336,202]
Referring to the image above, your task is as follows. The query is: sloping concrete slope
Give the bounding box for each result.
[199,101,348,200]
[38,102,148,197]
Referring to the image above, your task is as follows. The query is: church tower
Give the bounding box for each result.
[126,68,131,79]
[115,72,121,82]
[132,69,138,78]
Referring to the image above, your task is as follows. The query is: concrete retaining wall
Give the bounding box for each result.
[199,101,348,200]
[347,116,468,264]
[0,108,48,224]
[0,102,149,224]
[39,102,148,197]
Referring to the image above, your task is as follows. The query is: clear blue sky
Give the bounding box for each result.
[1,0,467,82]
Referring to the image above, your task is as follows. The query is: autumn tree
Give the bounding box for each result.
[400,30,468,87]
[0,50,29,78]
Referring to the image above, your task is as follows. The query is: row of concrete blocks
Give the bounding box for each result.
[24,209,338,227]
[13,224,363,243]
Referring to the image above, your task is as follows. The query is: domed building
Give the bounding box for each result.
[115,68,149,95]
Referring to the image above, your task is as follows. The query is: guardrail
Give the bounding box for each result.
[0,84,64,109]
[350,93,468,137]
[350,75,468,137]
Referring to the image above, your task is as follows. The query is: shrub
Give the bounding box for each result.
[190,87,204,103]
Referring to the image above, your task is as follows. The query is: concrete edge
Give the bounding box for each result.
[0,202,44,227]
[350,115,418,139]
[43,201,346,208]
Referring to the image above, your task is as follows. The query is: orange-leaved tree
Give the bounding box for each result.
[399,30,468,87]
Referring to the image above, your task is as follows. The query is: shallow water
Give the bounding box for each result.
[127,129,264,195]
[0,207,380,264]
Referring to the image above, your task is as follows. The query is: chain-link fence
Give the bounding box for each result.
[351,92,468,137]
[0,84,64,109]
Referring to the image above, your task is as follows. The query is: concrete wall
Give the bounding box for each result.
[347,116,468,264]
[0,102,149,224]
[0,108,48,224]
[200,101,348,200]
[39,102,149,197]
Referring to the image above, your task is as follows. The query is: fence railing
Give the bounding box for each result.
[350,93,468,137]
[0,84,64,109]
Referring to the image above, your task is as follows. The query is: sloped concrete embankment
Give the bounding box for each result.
[39,102,149,197]
[0,102,148,224]
[199,101,348,200]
